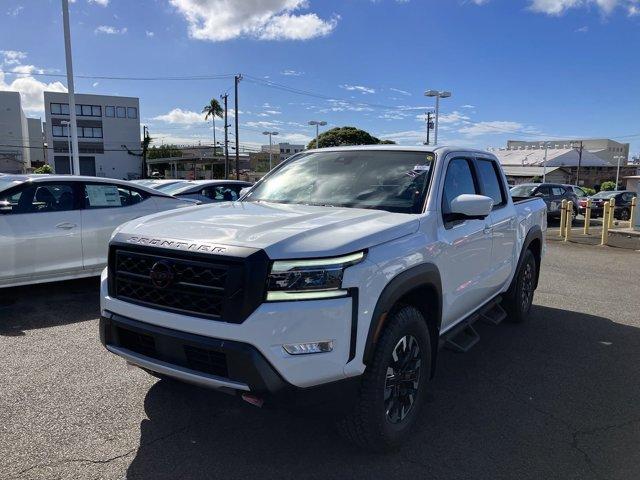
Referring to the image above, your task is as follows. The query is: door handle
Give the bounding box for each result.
[56,222,77,230]
[483,225,493,235]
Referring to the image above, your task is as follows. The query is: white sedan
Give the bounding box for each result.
[0,175,196,288]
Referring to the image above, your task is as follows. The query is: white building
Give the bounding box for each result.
[260,142,305,164]
[0,91,30,173]
[44,92,141,179]
[27,117,45,165]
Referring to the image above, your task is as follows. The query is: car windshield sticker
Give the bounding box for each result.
[86,184,122,207]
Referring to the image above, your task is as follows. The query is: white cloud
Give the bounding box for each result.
[458,121,536,137]
[94,25,127,35]
[1,50,27,65]
[146,30,155,37]
[245,120,283,128]
[340,84,376,94]
[152,108,204,124]
[461,104,475,109]
[529,0,640,15]
[92,81,99,87]
[0,72,67,113]
[11,65,44,75]
[278,132,312,144]
[169,0,338,41]
[88,0,110,6]
[389,87,411,96]
[7,5,24,16]
[281,69,303,76]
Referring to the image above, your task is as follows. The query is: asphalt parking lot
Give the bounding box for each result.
[1,241,639,480]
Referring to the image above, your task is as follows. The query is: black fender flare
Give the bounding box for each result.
[509,225,543,293]
[362,263,442,367]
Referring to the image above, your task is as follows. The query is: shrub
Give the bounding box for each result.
[600,181,616,191]
[33,164,53,174]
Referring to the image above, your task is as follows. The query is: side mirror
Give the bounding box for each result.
[448,194,493,221]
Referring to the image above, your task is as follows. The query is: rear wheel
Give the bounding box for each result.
[618,208,631,221]
[337,305,431,452]
[504,249,537,323]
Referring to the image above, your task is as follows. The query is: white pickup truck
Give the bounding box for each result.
[100,146,546,451]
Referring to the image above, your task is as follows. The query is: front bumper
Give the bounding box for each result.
[100,312,360,410]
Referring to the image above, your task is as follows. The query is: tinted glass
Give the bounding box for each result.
[246,151,434,214]
[0,183,75,214]
[105,106,115,117]
[476,159,504,207]
[442,158,477,216]
[551,187,564,196]
[536,186,551,197]
[510,184,537,197]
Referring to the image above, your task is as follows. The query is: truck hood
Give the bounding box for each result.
[117,201,419,258]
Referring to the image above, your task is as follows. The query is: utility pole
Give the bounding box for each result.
[61,0,80,175]
[234,74,242,180]
[424,111,434,145]
[572,140,584,185]
[142,125,148,179]
[220,93,229,179]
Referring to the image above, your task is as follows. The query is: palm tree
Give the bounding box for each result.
[203,98,224,157]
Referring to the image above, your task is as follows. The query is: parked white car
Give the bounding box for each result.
[0,175,195,288]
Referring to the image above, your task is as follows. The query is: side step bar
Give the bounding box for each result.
[442,297,507,353]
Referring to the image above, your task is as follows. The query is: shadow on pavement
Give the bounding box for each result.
[0,277,100,336]
[126,305,640,480]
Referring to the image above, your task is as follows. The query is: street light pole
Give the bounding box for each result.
[541,141,548,183]
[614,155,623,191]
[61,0,80,175]
[262,131,279,170]
[308,120,327,149]
[424,90,451,146]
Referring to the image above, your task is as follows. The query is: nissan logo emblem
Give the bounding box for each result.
[149,261,174,289]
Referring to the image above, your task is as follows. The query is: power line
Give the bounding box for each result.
[0,70,236,81]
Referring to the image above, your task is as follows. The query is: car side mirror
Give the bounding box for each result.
[448,194,494,221]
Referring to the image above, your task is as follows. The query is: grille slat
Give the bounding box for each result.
[113,250,236,319]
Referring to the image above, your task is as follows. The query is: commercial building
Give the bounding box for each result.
[43,92,141,179]
[0,91,30,173]
[493,142,636,188]
[146,146,250,180]
[506,139,629,165]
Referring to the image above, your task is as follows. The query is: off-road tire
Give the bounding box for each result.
[337,305,431,452]
[504,249,537,323]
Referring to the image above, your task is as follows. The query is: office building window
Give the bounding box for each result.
[127,107,137,119]
[50,103,70,115]
[116,106,126,118]
[105,106,115,117]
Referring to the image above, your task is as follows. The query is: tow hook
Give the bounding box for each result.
[242,393,264,408]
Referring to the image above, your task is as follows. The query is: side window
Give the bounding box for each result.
[84,184,148,209]
[442,158,477,220]
[105,106,115,117]
[536,186,551,197]
[476,159,505,208]
[551,187,564,196]
[0,183,76,214]
[116,107,126,118]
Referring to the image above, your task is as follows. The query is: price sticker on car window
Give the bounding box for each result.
[86,184,122,207]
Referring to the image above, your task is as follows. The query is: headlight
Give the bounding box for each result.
[266,251,365,301]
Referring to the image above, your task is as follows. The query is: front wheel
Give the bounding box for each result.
[337,305,431,452]
[618,208,631,221]
[504,249,537,323]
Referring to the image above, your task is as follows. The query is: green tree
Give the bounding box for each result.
[307,126,396,149]
[33,164,53,174]
[600,181,616,191]
[147,145,183,160]
[203,98,223,155]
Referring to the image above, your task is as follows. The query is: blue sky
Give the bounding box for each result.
[1,0,640,154]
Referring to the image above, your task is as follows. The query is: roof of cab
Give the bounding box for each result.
[303,145,495,156]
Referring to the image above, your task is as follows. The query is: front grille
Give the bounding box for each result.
[108,242,270,324]
[112,249,234,319]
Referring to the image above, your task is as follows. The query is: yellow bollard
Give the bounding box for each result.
[564,201,573,242]
[630,197,637,228]
[608,197,616,229]
[583,198,592,235]
[559,199,567,237]
[601,202,610,246]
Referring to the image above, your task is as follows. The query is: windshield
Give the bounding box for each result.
[510,185,537,197]
[244,150,434,214]
[592,191,617,199]
[156,181,194,194]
